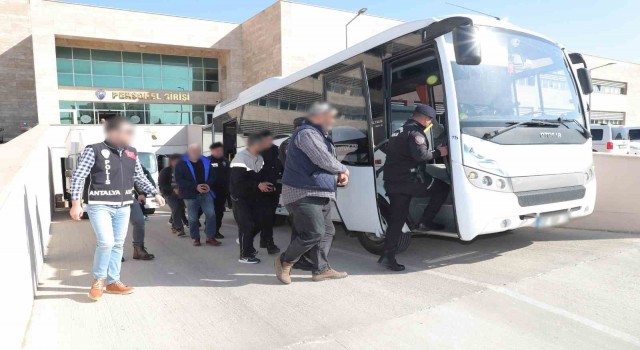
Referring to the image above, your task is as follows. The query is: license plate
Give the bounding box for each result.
[536,211,569,228]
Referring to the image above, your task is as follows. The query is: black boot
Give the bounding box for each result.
[378,255,405,271]
[292,256,314,271]
[215,232,225,239]
[260,239,280,255]
[133,246,155,260]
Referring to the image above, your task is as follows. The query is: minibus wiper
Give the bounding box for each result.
[557,118,592,139]
[482,120,558,140]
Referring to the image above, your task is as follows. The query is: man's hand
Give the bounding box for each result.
[199,184,210,193]
[337,172,349,187]
[258,182,274,192]
[137,194,146,203]
[437,145,449,157]
[70,202,83,221]
[196,184,207,193]
[154,194,166,207]
[173,188,179,195]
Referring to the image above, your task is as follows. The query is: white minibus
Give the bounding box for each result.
[211,15,596,254]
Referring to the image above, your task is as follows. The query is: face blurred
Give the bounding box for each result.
[310,110,337,131]
[413,113,432,127]
[262,135,274,150]
[169,158,179,168]
[187,145,201,161]
[107,122,135,146]
[210,147,223,159]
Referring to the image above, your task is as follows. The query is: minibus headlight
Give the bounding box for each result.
[464,166,513,193]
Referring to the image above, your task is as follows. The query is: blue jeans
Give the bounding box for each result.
[87,204,131,285]
[184,193,216,241]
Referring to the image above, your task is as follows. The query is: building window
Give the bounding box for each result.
[55,47,220,92]
[590,111,625,125]
[592,79,627,95]
[58,101,215,125]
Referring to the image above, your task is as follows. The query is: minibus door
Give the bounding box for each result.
[323,63,385,236]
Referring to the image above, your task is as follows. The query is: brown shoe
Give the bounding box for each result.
[193,240,201,246]
[205,238,222,246]
[274,256,293,284]
[88,278,105,301]
[105,281,135,295]
[312,269,348,282]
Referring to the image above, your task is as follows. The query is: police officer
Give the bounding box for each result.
[380,105,449,271]
[209,142,230,239]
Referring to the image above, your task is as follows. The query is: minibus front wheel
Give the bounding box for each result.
[357,231,411,255]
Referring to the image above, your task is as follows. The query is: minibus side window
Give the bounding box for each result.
[324,64,372,165]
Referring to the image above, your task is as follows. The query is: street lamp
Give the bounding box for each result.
[588,63,616,123]
[346,8,367,48]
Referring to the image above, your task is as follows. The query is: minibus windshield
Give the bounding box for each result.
[447,27,585,142]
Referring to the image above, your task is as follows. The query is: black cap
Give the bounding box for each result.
[414,105,436,119]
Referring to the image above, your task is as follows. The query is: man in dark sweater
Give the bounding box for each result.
[159,154,186,236]
[257,130,282,255]
[230,133,270,264]
[175,144,221,247]
[209,142,230,239]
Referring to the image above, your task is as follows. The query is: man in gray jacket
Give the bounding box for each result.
[274,102,350,284]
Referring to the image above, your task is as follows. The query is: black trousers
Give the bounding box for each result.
[214,192,228,234]
[231,195,261,258]
[282,197,335,274]
[383,179,450,257]
[258,195,279,244]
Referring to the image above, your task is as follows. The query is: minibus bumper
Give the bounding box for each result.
[455,175,596,241]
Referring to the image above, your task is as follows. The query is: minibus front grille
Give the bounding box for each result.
[515,186,586,207]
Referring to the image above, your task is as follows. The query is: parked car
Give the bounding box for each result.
[590,124,629,154]
[626,126,640,155]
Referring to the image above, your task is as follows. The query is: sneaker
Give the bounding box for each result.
[236,238,240,245]
[88,278,105,301]
[171,227,177,234]
[238,256,261,264]
[206,238,222,246]
[215,232,225,239]
[274,256,293,284]
[312,269,348,282]
[193,240,201,246]
[176,230,186,237]
[260,240,281,255]
[105,281,135,295]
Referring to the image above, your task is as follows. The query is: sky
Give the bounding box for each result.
[65,0,640,63]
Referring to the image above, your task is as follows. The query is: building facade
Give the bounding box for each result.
[0,0,638,140]
[0,0,401,140]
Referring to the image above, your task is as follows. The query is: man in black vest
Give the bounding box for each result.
[209,142,230,239]
[381,105,449,271]
[69,117,165,301]
[274,103,349,284]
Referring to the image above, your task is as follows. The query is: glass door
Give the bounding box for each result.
[59,109,77,124]
[323,63,384,235]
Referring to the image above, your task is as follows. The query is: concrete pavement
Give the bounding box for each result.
[22,210,640,350]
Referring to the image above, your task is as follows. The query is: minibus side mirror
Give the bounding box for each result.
[576,68,593,95]
[452,26,481,65]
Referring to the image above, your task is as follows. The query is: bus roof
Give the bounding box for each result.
[213,15,557,118]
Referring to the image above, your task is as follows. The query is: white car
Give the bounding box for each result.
[627,126,640,155]
[590,124,629,154]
